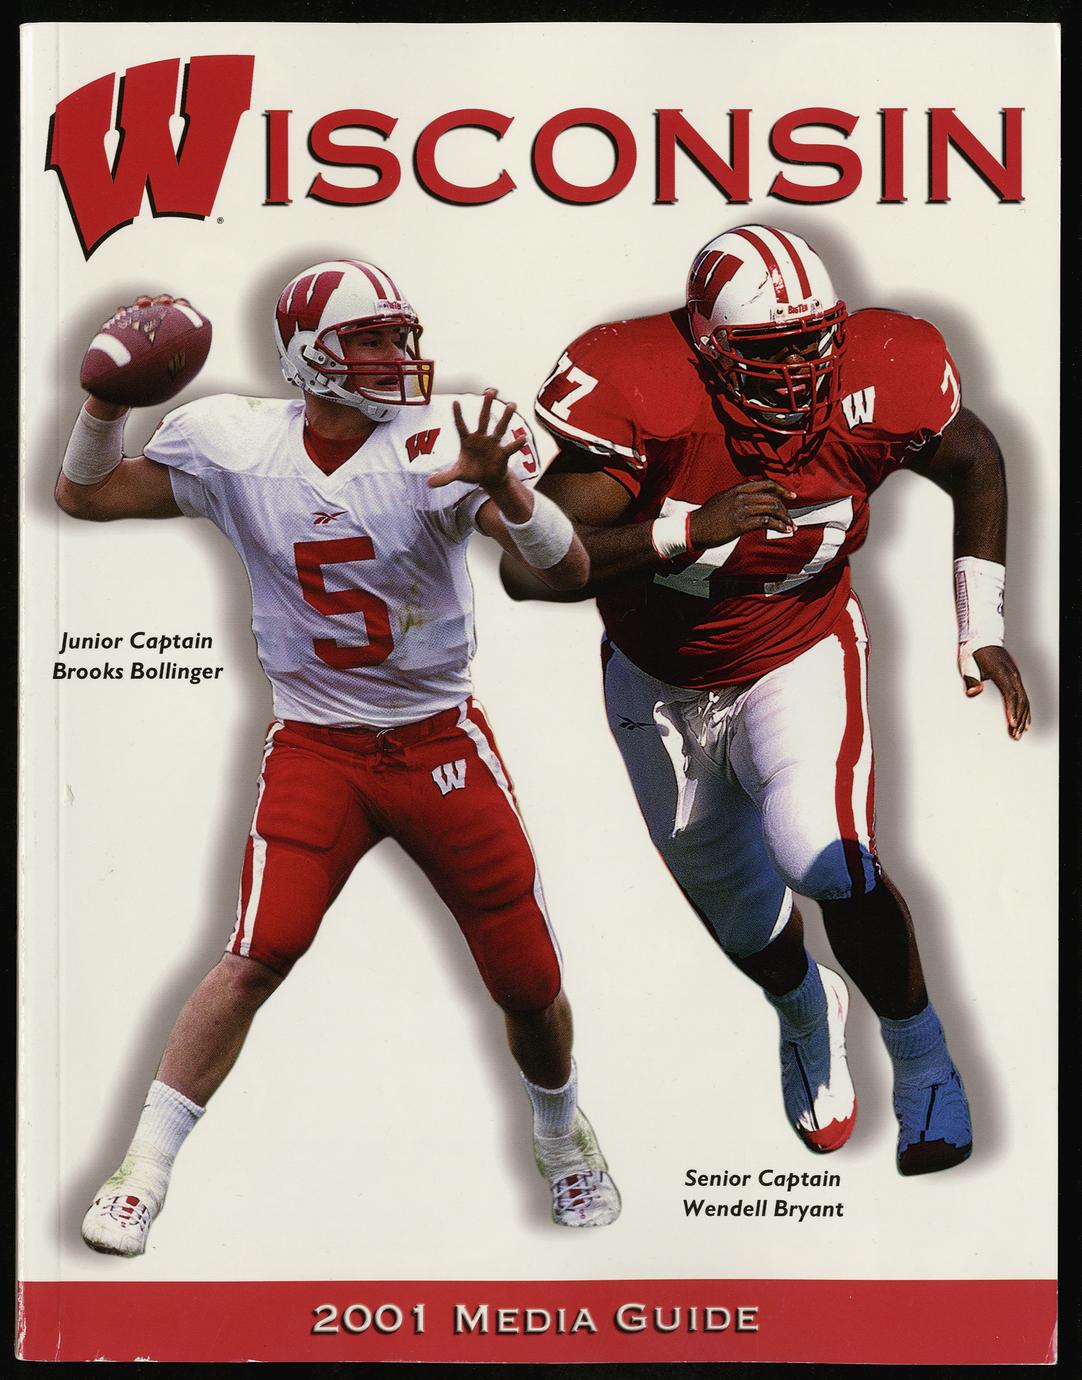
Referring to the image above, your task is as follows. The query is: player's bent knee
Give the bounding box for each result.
[214,952,287,1004]
[467,907,562,1014]
[777,838,877,902]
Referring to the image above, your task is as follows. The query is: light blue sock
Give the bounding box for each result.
[879,1003,953,1087]
[765,953,826,1037]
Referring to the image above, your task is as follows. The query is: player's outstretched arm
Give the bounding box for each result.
[429,388,589,590]
[55,397,182,521]
[500,443,795,602]
[909,405,1031,739]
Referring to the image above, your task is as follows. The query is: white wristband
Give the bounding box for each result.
[501,491,575,570]
[651,510,694,559]
[62,406,126,485]
[954,555,1005,679]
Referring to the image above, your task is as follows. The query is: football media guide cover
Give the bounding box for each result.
[18,19,1060,1365]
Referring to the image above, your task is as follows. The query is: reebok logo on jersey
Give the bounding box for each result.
[406,429,441,462]
[841,386,876,429]
[312,510,347,525]
[432,759,467,794]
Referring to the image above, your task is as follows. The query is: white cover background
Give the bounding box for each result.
[20,22,1058,1285]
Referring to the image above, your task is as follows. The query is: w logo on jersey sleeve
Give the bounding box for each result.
[432,759,467,794]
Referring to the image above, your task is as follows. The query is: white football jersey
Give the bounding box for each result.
[144,393,542,725]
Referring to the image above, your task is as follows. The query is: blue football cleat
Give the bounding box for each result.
[778,965,857,1154]
[894,1064,973,1175]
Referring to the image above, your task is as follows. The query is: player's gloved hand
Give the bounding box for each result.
[964,645,1031,741]
[689,479,796,548]
[427,387,527,492]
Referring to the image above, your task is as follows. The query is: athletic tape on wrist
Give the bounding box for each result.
[651,510,694,559]
[501,491,574,569]
[954,555,1005,679]
[62,406,126,485]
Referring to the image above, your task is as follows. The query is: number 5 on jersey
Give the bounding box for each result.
[293,536,394,668]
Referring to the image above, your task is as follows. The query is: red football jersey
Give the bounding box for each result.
[536,307,960,686]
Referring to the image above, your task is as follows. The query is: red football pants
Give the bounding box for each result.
[226,699,563,1012]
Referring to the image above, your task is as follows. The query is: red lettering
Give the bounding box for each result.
[766,107,862,204]
[414,109,515,205]
[46,55,254,258]
[532,108,636,205]
[928,108,1023,203]
[880,108,906,203]
[655,109,751,204]
[307,110,400,206]
[264,109,292,205]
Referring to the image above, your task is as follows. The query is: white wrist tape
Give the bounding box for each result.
[954,556,1005,679]
[501,491,575,570]
[62,406,126,485]
[651,510,695,559]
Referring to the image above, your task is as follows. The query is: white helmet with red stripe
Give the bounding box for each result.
[687,225,847,434]
[274,259,434,422]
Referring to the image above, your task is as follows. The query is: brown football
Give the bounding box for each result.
[80,300,212,407]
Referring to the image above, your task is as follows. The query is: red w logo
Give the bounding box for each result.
[687,249,743,320]
[46,55,255,258]
[277,268,345,338]
[405,429,441,462]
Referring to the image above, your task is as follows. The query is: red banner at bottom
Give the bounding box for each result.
[18,1277,1057,1364]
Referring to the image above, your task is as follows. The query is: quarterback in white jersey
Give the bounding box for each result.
[58,259,620,1257]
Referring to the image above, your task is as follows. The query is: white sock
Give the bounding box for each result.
[522,1061,578,1138]
[122,1080,205,1183]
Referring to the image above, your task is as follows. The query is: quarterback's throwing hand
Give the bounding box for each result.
[965,646,1031,740]
[428,388,527,491]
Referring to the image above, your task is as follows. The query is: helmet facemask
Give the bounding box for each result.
[303,317,434,418]
[704,306,847,434]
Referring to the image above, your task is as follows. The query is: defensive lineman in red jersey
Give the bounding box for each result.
[505,224,1030,1173]
[60,260,620,1256]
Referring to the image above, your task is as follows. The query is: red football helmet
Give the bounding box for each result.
[274,259,434,422]
[687,225,847,434]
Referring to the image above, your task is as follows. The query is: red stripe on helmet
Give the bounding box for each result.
[769,228,814,299]
[344,259,400,302]
[730,227,791,304]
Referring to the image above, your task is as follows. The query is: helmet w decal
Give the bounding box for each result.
[274,259,435,422]
[687,226,847,434]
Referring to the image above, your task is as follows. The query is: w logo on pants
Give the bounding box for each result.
[432,759,467,795]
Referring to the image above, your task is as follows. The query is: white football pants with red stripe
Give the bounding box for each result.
[602,598,877,958]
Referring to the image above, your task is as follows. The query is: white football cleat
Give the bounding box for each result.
[80,1149,171,1257]
[534,1109,621,1227]
[778,964,857,1154]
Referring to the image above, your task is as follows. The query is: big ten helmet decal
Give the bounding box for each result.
[687,226,847,435]
[274,259,435,422]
